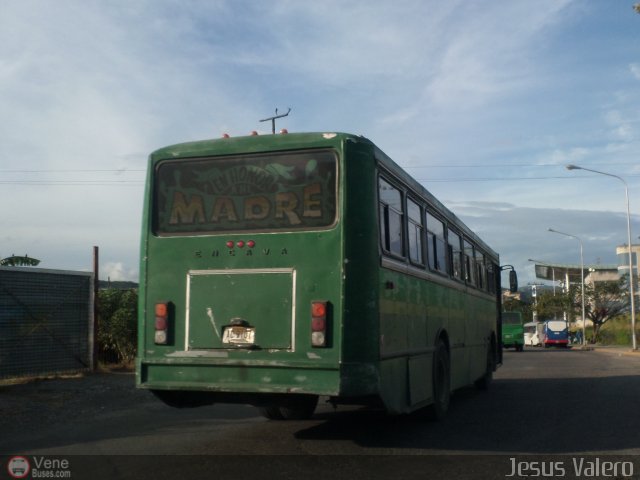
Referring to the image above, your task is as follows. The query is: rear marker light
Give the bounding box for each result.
[154,301,169,345]
[311,301,328,347]
[225,240,255,248]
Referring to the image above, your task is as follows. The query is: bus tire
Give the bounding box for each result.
[280,395,319,420]
[428,340,451,420]
[258,406,285,420]
[258,395,318,420]
[475,343,494,390]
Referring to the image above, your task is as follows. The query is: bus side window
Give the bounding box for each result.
[475,250,486,290]
[448,229,462,281]
[463,240,476,286]
[486,262,497,294]
[407,198,424,266]
[378,177,404,258]
[426,211,447,274]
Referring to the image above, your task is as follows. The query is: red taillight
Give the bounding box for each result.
[311,301,328,347]
[311,302,326,317]
[155,316,167,331]
[311,317,325,332]
[155,303,167,317]
[154,301,169,345]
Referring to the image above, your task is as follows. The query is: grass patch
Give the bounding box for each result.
[598,316,638,346]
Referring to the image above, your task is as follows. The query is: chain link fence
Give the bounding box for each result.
[0,266,94,379]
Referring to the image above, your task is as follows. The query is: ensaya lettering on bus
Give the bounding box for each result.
[155,151,337,234]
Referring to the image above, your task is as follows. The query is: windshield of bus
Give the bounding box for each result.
[153,150,337,235]
[502,312,522,325]
[546,320,568,332]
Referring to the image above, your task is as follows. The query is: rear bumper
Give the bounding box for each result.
[137,357,342,396]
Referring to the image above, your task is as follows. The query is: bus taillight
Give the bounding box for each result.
[311,301,328,347]
[155,302,169,345]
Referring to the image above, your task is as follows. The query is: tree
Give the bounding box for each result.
[568,278,630,343]
[98,288,138,364]
[531,279,630,343]
[503,296,533,322]
[534,290,572,322]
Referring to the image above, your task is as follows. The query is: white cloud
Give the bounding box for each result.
[453,201,638,285]
[545,147,591,166]
[102,262,138,282]
[1,0,639,283]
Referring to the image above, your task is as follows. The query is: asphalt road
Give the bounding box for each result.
[1,347,639,478]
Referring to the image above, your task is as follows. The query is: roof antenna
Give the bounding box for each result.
[260,107,291,134]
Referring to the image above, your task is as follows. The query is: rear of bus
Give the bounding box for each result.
[543,320,569,348]
[501,312,524,351]
[136,132,372,418]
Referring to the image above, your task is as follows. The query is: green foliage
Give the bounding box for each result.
[575,279,629,343]
[533,278,631,343]
[503,297,533,322]
[598,315,638,346]
[535,291,572,322]
[98,288,138,364]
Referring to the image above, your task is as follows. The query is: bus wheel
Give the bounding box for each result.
[428,340,451,420]
[258,395,318,420]
[258,406,285,420]
[475,344,494,390]
[280,395,319,420]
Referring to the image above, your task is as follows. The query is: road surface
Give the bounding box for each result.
[1,347,639,478]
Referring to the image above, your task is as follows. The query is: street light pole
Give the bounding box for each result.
[548,228,586,346]
[566,164,637,350]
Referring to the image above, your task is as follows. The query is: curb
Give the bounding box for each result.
[591,346,640,357]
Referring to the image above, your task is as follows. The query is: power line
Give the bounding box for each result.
[403,162,640,169]
[0,180,143,186]
[0,169,145,173]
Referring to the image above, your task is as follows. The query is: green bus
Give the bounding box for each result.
[501,311,524,352]
[136,131,514,419]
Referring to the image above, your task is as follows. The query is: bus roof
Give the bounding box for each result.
[149,131,499,261]
[149,131,368,160]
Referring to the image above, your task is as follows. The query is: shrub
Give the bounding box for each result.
[98,289,137,364]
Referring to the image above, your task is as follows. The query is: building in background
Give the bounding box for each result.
[616,244,640,295]
[531,262,618,294]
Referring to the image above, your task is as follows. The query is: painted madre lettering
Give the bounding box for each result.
[155,151,337,234]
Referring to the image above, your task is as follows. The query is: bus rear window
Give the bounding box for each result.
[154,150,337,235]
[502,313,522,325]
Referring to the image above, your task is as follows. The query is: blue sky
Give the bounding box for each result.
[1,1,639,286]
